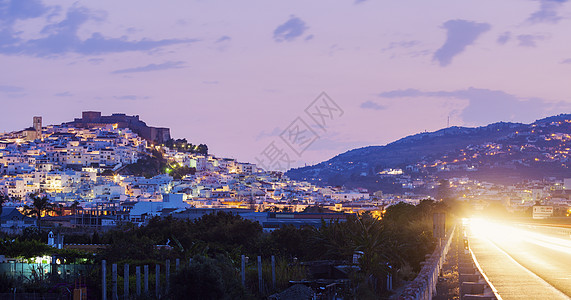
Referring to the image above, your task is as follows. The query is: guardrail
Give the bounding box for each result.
[398,225,456,300]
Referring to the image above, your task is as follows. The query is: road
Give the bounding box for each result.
[467,219,571,300]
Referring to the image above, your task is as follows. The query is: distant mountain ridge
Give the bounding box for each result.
[285,114,571,191]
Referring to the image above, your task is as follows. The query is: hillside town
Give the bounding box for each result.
[409,119,571,174]
[1,113,570,235]
[0,112,384,233]
[1,112,570,300]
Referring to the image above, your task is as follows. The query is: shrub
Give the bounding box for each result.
[168,255,248,300]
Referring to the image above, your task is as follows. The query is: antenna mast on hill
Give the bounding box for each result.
[447,116,450,128]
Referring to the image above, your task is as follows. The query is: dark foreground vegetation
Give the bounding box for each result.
[0,199,458,299]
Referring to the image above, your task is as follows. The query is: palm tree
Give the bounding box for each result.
[23,193,55,232]
[311,212,398,276]
[70,200,80,215]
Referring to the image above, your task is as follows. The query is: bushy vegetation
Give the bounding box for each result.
[164,138,208,155]
[169,255,247,300]
[120,149,168,178]
[119,144,201,179]
[167,165,196,180]
[0,238,92,263]
[97,200,449,297]
[1,200,454,298]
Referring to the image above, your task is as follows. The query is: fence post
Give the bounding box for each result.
[271,255,276,291]
[258,256,263,294]
[124,264,129,300]
[136,266,141,296]
[166,259,170,293]
[144,265,149,294]
[241,255,246,287]
[112,264,117,300]
[102,260,107,300]
[156,264,160,298]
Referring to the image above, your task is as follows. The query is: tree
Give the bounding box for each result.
[99,227,156,262]
[169,166,196,180]
[169,255,246,300]
[70,200,81,215]
[196,144,208,155]
[0,238,52,259]
[382,200,441,272]
[271,225,314,260]
[120,149,167,178]
[23,194,55,232]
[191,212,263,254]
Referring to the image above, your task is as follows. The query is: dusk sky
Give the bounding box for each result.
[1,0,571,169]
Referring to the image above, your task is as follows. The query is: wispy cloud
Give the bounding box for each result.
[114,95,149,100]
[561,58,571,64]
[382,40,420,52]
[256,127,282,141]
[360,101,387,111]
[112,61,186,74]
[0,85,25,93]
[517,34,546,47]
[497,32,511,45]
[378,87,567,125]
[0,0,54,52]
[0,3,197,57]
[381,40,430,59]
[273,16,309,42]
[0,0,52,23]
[0,84,26,98]
[433,20,491,67]
[87,58,104,64]
[215,36,231,43]
[55,91,72,97]
[379,89,422,98]
[527,0,568,24]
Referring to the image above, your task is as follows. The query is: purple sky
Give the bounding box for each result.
[1,0,571,169]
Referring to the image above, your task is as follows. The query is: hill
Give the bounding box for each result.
[285,114,571,192]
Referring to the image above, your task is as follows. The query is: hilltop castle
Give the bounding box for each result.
[66,111,171,144]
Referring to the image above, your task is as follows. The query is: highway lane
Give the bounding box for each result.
[468,219,571,300]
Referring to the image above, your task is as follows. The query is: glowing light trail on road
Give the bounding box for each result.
[468,218,571,299]
[470,218,571,254]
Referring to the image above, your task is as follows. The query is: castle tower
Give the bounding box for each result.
[33,116,42,140]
